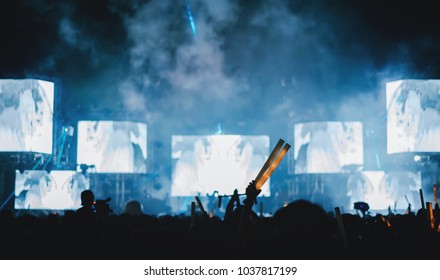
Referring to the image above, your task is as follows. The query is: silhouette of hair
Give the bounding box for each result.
[124,200,143,216]
[80,190,95,207]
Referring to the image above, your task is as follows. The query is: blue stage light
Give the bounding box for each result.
[185,2,197,35]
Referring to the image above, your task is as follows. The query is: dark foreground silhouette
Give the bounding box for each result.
[0,186,439,260]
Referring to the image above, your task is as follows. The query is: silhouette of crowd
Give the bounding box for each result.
[0,182,439,260]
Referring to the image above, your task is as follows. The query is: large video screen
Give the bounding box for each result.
[77,121,147,173]
[15,170,90,210]
[171,135,270,196]
[0,79,54,153]
[387,79,440,153]
[347,171,421,210]
[294,122,363,174]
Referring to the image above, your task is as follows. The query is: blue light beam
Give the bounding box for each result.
[55,132,68,168]
[186,2,197,35]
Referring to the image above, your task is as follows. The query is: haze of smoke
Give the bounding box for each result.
[120,0,247,118]
[4,1,438,140]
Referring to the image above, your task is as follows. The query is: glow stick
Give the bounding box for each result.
[195,196,206,215]
[420,189,425,210]
[427,202,434,229]
[191,202,196,227]
[380,216,391,228]
[434,184,438,205]
[218,196,222,208]
[255,139,285,184]
[256,143,291,190]
[404,195,411,214]
[404,195,410,205]
[219,193,245,198]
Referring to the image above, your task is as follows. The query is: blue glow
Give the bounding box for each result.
[56,132,67,168]
[32,156,45,170]
[186,3,197,35]
[214,123,223,135]
[0,192,14,210]
[179,196,192,214]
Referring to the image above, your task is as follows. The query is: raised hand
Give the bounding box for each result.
[232,189,241,206]
[244,180,261,206]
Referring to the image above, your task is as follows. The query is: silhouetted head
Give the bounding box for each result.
[80,190,95,208]
[124,200,143,216]
[272,199,335,258]
[274,199,332,234]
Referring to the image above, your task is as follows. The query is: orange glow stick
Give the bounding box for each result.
[427,202,434,230]
[255,139,285,184]
[434,184,438,205]
[256,143,291,190]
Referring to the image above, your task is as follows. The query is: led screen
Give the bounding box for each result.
[171,135,270,196]
[347,171,421,210]
[14,170,90,210]
[387,79,440,153]
[77,121,147,173]
[0,79,54,153]
[294,122,363,174]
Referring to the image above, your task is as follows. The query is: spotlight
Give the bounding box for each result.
[62,125,74,137]
[414,155,431,164]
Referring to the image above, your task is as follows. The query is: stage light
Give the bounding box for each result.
[62,125,74,137]
[414,155,431,163]
[185,1,197,35]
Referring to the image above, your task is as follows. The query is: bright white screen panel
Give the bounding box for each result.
[15,170,90,210]
[294,122,363,174]
[0,79,54,153]
[387,79,440,153]
[171,135,270,196]
[347,171,421,210]
[77,121,147,173]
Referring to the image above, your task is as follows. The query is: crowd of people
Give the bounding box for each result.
[0,181,439,260]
